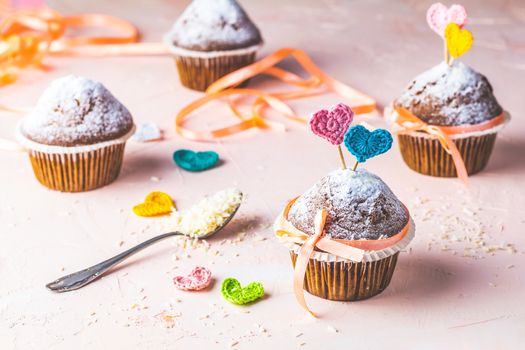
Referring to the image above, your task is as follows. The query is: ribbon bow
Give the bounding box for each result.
[274,198,410,316]
[393,107,506,185]
[175,48,377,141]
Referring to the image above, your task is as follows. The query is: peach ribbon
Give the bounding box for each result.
[275,197,410,316]
[0,7,168,84]
[394,107,506,185]
[175,48,377,141]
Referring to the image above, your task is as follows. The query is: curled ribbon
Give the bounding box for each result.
[0,7,167,84]
[274,197,410,316]
[175,48,377,141]
[0,7,168,151]
[393,107,506,185]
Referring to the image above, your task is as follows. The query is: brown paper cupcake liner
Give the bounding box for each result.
[398,131,497,177]
[167,45,260,92]
[277,215,415,302]
[16,124,135,192]
[290,251,399,301]
[27,143,126,192]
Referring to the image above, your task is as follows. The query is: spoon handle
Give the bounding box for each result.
[46,232,183,293]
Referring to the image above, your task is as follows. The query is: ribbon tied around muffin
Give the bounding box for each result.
[392,107,507,185]
[274,197,410,317]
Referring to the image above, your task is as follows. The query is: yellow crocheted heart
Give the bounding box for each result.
[133,192,175,217]
[445,23,473,58]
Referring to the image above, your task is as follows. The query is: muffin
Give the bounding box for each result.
[16,75,135,192]
[275,169,415,302]
[391,61,507,177]
[164,0,263,91]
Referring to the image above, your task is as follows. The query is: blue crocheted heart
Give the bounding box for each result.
[173,149,219,172]
[343,125,393,163]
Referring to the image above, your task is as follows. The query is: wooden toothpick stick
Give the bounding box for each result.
[444,39,449,65]
[352,161,359,171]
[337,145,347,170]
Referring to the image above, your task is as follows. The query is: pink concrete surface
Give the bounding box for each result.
[1,0,524,348]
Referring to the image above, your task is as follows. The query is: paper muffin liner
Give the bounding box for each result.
[385,108,510,177]
[398,132,497,177]
[165,43,261,92]
[279,217,415,301]
[15,124,135,192]
[290,251,399,301]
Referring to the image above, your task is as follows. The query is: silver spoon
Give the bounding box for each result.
[46,200,241,293]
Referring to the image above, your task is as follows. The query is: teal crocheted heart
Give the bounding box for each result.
[173,149,219,172]
[343,125,393,163]
[221,278,264,305]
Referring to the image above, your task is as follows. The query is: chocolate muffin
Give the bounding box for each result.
[21,75,133,147]
[167,0,262,52]
[391,61,507,178]
[16,75,135,192]
[164,0,264,91]
[394,61,502,126]
[288,168,408,241]
[275,168,414,303]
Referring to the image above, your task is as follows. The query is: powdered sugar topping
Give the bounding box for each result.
[166,0,262,51]
[22,75,133,146]
[288,169,408,240]
[395,61,502,126]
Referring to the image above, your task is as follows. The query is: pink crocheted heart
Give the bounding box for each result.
[427,3,468,37]
[310,103,353,145]
[173,266,212,291]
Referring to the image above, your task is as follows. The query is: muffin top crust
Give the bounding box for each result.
[288,169,409,241]
[166,0,263,52]
[21,75,134,147]
[394,61,503,126]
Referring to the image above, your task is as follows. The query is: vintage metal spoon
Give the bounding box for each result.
[46,201,241,293]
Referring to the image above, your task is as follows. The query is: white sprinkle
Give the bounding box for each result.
[326,325,339,333]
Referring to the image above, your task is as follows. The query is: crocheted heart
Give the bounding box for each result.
[173,266,212,291]
[173,149,219,172]
[344,125,393,163]
[132,191,174,217]
[221,278,264,305]
[310,103,353,145]
[426,3,467,37]
[445,23,473,58]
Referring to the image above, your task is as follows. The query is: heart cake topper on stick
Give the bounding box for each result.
[310,103,354,169]
[426,3,468,37]
[445,22,473,59]
[343,125,393,170]
[426,3,470,65]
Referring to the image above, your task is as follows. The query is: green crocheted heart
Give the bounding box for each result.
[221,278,264,305]
[173,149,219,172]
